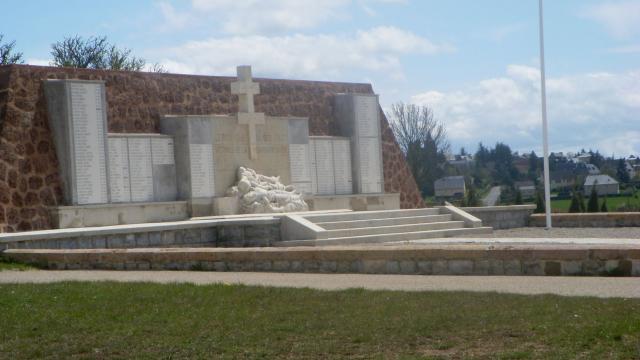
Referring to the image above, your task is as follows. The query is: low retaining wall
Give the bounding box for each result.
[462,205,536,229]
[530,213,640,227]
[4,244,640,276]
[0,218,280,250]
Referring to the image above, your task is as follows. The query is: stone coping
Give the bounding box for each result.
[6,243,639,260]
[0,217,280,243]
[191,209,352,221]
[461,205,536,213]
[51,201,188,211]
[310,193,400,199]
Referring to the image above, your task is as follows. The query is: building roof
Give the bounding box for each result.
[584,174,618,186]
[514,180,534,188]
[434,176,465,190]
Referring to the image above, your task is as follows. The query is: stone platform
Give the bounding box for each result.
[3,241,640,276]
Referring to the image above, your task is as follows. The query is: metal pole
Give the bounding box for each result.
[539,0,552,229]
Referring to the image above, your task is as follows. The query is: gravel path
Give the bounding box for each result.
[468,227,640,239]
[1,271,639,298]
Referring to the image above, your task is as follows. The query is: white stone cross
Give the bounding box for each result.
[231,65,265,160]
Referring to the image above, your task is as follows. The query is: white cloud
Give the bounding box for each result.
[582,1,640,38]
[191,0,349,34]
[411,66,640,155]
[154,26,453,80]
[157,0,409,34]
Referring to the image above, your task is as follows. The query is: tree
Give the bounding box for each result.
[475,142,490,166]
[491,142,518,186]
[587,185,599,213]
[590,151,605,169]
[51,35,149,71]
[616,159,630,184]
[576,190,586,212]
[514,189,523,205]
[601,197,608,212]
[0,34,24,65]
[568,190,582,213]
[388,103,450,196]
[464,183,480,207]
[527,151,538,181]
[534,191,545,213]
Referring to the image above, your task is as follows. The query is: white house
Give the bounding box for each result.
[434,176,466,198]
[584,174,619,196]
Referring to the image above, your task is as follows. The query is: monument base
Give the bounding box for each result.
[50,201,189,229]
[306,193,400,212]
[212,197,241,216]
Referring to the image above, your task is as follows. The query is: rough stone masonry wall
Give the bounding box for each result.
[0,65,424,232]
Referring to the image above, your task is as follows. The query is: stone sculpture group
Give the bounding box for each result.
[226,167,309,213]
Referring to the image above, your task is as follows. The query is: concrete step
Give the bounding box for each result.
[276,227,493,247]
[317,214,453,230]
[326,221,465,238]
[302,208,441,223]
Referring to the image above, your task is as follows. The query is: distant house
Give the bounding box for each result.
[447,155,474,169]
[584,174,619,196]
[514,181,535,199]
[624,161,636,179]
[585,163,600,175]
[575,154,591,163]
[434,176,466,198]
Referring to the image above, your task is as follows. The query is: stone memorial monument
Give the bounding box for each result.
[24,64,406,230]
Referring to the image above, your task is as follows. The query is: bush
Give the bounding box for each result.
[534,192,545,213]
[568,191,582,213]
[587,187,599,213]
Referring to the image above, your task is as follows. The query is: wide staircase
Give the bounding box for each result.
[277,207,493,246]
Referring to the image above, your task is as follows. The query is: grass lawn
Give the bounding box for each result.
[1,282,639,359]
[551,194,640,213]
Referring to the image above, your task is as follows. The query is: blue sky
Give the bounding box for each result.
[4,0,639,156]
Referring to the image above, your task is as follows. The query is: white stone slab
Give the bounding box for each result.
[127,137,154,202]
[312,139,336,195]
[355,95,379,137]
[69,82,109,204]
[189,143,215,198]
[151,137,175,165]
[357,137,382,193]
[334,94,384,194]
[289,143,312,194]
[332,139,353,195]
[107,137,131,203]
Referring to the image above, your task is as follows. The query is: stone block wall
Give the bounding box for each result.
[462,205,536,229]
[0,65,424,232]
[5,244,640,276]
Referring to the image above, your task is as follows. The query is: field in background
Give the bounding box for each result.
[550,192,640,213]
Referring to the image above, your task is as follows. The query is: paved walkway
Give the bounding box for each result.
[482,186,501,206]
[399,237,639,245]
[1,271,639,298]
[469,227,640,239]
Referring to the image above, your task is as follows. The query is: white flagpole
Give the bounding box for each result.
[539,0,552,229]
